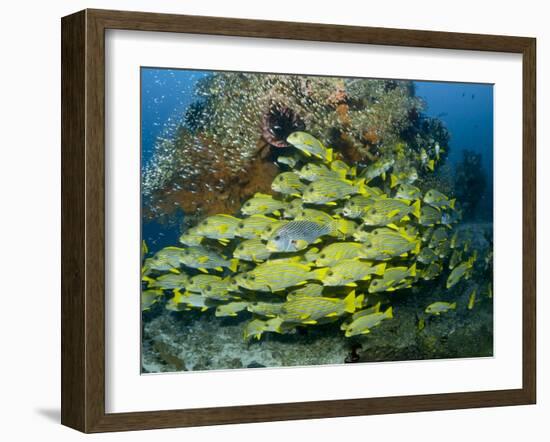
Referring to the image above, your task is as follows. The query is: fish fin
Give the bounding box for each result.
[201,307,208,312]
[387,223,399,231]
[213,266,222,272]
[390,174,398,188]
[346,282,358,287]
[169,268,180,274]
[387,209,400,218]
[375,263,387,275]
[361,329,371,335]
[229,259,239,273]
[355,294,365,309]
[400,215,411,222]
[198,256,209,263]
[272,210,281,217]
[409,263,417,277]
[311,268,329,280]
[302,320,317,324]
[450,198,456,209]
[413,241,421,255]
[302,150,312,157]
[428,160,435,171]
[325,312,338,317]
[327,148,333,162]
[400,253,408,258]
[412,200,421,219]
[385,306,393,319]
[198,267,209,274]
[325,202,337,206]
[344,290,356,313]
[218,238,230,245]
[381,172,386,181]
[291,193,301,198]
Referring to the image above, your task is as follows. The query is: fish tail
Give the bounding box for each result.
[311,267,330,281]
[326,148,333,163]
[450,302,457,310]
[413,240,421,255]
[409,263,417,277]
[450,198,456,209]
[411,200,421,219]
[356,178,368,195]
[229,259,239,273]
[390,174,398,188]
[355,293,365,309]
[374,263,387,275]
[344,290,356,313]
[428,159,435,171]
[385,306,393,319]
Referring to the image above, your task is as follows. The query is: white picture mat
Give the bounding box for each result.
[105,29,523,413]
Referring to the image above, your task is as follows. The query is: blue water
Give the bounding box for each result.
[141,68,207,167]
[413,81,494,179]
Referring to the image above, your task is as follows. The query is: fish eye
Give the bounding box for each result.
[275,235,281,241]
[327,270,334,276]
[238,223,244,228]
[266,226,272,232]
[373,230,378,235]
[245,202,251,207]
[371,209,377,214]
[250,275,256,281]
[350,202,355,206]
[367,244,372,248]
[320,253,326,259]
[205,285,212,291]
[238,245,244,250]
[372,281,378,285]
[278,176,284,181]
[184,250,190,255]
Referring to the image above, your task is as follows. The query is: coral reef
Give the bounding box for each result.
[142,74,445,220]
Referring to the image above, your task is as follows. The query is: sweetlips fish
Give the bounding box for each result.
[235,214,278,239]
[280,291,360,324]
[343,306,393,337]
[360,157,395,182]
[243,317,285,340]
[425,301,456,315]
[359,227,421,260]
[215,301,249,317]
[394,183,422,201]
[283,198,304,219]
[333,218,359,239]
[428,227,449,248]
[276,153,301,168]
[368,264,417,293]
[165,289,211,312]
[416,246,438,265]
[330,160,356,178]
[271,171,306,196]
[449,249,463,269]
[141,289,163,311]
[286,131,333,162]
[178,246,238,273]
[234,261,327,292]
[467,286,478,310]
[241,193,288,216]
[433,240,451,259]
[199,278,237,301]
[146,272,190,290]
[420,148,435,171]
[342,195,376,219]
[418,205,442,227]
[178,227,204,247]
[312,242,369,267]
[441,208,461,226]
[195,214,240,243]
[302,177,366,205]
[340,301,382,330]
[322,259,387,287]
[186,274,222,293]
[247,301,285,318]
[266,220,334,252]
[143,247,188,274]
[233,238,271,262]
[446,255,476,288]
[361,198,421,227]
[259,220,289,240]
[286,283,325,300]
[421,262,442,281]
[389,168,419,188]
[296,163,342,182]
[424,189,456,210]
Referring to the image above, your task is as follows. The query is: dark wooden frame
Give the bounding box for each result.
[61,8,536,433]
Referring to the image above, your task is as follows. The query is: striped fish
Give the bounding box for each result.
[266,220,334,252]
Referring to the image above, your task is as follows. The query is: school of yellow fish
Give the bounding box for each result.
[142,131,484,340]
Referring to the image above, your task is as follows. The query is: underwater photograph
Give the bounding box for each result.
[140,68,494,373]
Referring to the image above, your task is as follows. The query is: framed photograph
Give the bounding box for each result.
[61,9,536,433]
